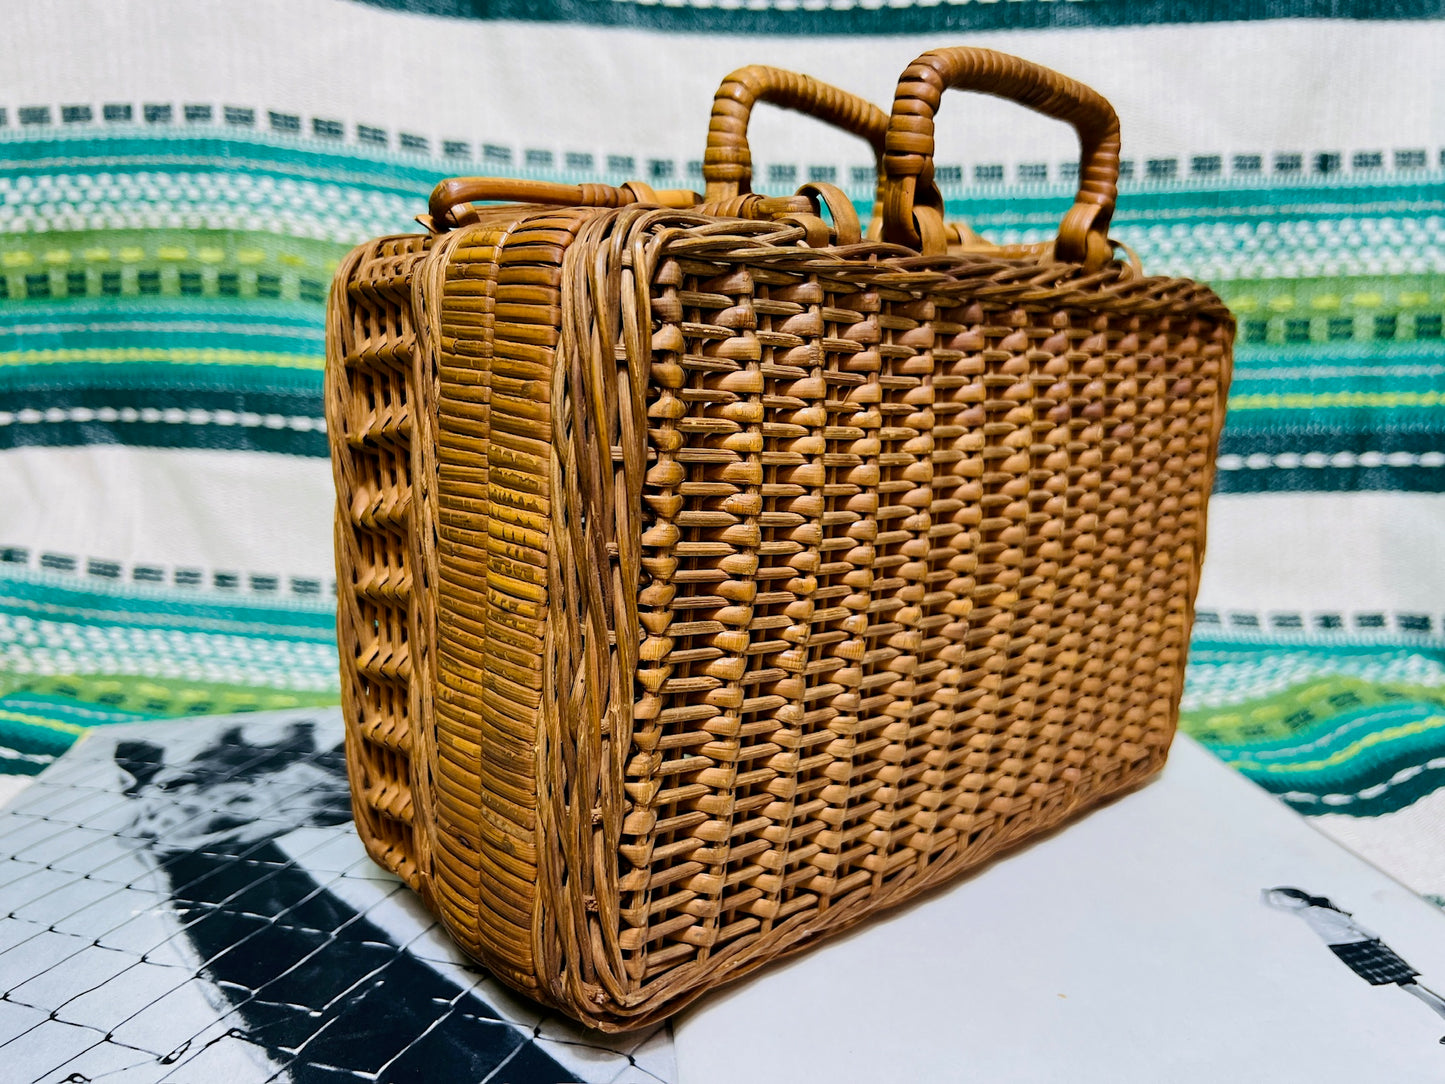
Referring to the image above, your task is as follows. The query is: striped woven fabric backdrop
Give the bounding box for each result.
[3,0,1443,905]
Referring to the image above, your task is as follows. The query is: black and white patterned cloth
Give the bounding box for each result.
[1329,938,1421,986]
[0,709,675,1083]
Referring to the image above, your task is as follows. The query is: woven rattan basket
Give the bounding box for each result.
[326,48,1233,1031]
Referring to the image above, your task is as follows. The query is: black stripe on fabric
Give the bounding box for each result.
[1247,745,1445,820]
[0,384,325,457]
[348,0,1445,35]
[1214,427,1445,494]
[8,384,1443,497]
[0,419,326,457]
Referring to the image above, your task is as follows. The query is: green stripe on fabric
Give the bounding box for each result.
[0,674,337,719]
[1186,677,1445,752]
[1183,641,1445,718]
[0,347,322,369]
[0,679,338,772]
[1181,663,1445,818]
[0,229,351,308]
[0,579,342,773]
[348,0,1445,36]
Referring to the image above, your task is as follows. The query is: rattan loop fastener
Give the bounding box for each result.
[881,47,1120,267]
[702,66,889,203]
[426,178,700,231]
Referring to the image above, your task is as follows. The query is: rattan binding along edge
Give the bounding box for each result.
[384,204,1234,1030]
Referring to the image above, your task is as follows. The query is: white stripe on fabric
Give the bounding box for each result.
[1196,492,1445,629]
[0,407,323,432]
[1314,785,1445,900]
[8,3,1445,180]
[0,446,336,589]
[1216,452,1445,471]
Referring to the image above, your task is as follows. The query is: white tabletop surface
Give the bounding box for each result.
[674,736,1445,1083]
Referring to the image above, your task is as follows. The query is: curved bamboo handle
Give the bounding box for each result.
[428,178,699,231]
[703,66,889,202]
[881,47,1120,267]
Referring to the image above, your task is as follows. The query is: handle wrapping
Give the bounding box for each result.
[703,66,889,202]
[428,178,699,231]
[881,47,1120,266]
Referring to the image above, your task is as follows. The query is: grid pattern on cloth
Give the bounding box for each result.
[1329,938,1421,985]
[0,711,672,1083]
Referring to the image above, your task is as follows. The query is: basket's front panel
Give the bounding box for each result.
[617,248,1230,1019]
[326,236,433,892]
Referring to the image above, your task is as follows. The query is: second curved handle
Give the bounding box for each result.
[881,47,1121,267]
[703,66,889,202]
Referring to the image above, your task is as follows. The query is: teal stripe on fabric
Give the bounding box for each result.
[1222,408,1445,435]
[1234,718,1445,791]
[1189,638,1445,663]
[947,177,1445,228]
[0,131,446,195]
[0,362,322,396]
[348,0,1445,36]
[1233,342,1445,373]
[0,714,83,757]
[0,326,324,360]
[4,128,1442,221]
[0,752,49,776]
[0,692,147,727]
[1247,741,1445,818]
[1300,762,1445,819]
[0,570,336,641]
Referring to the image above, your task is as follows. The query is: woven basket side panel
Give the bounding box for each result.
[432,211,605,995]
[326,235,433,893]
[592,228,1234,1023]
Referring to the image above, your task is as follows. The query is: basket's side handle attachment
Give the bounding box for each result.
[880,47,1120,268]
[426,178,700,232]
[702,65,888,209]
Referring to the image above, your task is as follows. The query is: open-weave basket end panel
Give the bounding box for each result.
[326,234,436,897]
[550,215,1235,1027]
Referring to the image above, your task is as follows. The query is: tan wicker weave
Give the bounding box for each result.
[326,49,1233,1031]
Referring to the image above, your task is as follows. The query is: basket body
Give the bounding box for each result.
[326,205,1233,1030]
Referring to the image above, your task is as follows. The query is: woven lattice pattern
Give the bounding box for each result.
[326,234,434,896]
[615,223,1228,990]
[327,206,1232,1030]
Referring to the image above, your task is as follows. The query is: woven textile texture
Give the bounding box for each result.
[1,0,1443,930]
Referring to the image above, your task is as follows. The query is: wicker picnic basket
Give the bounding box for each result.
[326,48,1234,1031]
